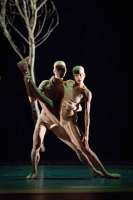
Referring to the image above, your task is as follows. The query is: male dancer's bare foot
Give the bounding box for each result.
[17,57,30,75]
[26,173,38,179]
[93,170,120,179]
[104,173,120,179]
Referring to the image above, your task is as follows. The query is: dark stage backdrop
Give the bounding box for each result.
[0,0,129,163]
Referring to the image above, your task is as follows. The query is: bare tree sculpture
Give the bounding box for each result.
[0,0,59,117]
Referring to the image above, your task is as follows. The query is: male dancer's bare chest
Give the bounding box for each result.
[64,84,84,104]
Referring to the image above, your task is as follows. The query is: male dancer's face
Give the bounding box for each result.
[73,67,85,86]
[53,65,67,79]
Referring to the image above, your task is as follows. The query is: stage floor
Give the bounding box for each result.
[0,164,133,199]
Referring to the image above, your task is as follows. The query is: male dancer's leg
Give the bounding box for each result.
[27,118,46,179]
[50,125,105,177]
[64,121,120,179]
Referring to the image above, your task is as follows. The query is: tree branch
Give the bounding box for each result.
[37,0,48,12]
[35,4,47,39]
[15,0,25,19]
[7,17,29,44]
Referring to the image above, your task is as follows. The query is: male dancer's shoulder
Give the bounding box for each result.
[83,85,92,100]
[64,79,75,87]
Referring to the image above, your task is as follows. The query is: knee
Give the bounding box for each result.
[32,143,41,153]
[33,137,41,149]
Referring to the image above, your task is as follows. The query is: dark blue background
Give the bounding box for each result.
[0,0,129,163]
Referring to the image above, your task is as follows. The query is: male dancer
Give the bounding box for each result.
[18,58,72,178]
[60,66,120,178]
